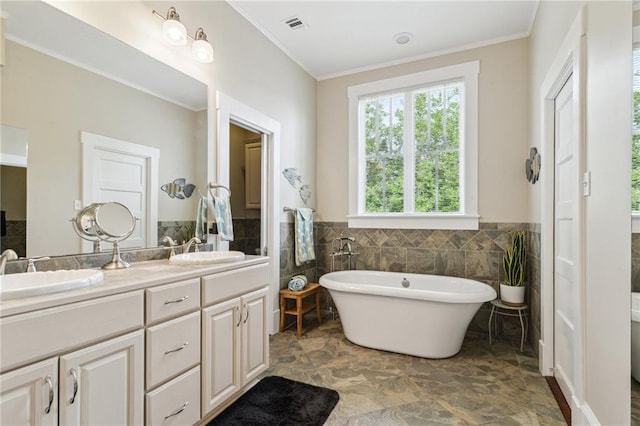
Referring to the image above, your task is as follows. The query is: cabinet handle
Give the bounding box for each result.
[69,368,78,404]
[164,295,189,305]
[236,306,241,327]
[44,376,54,414]
[164,401,189,420]
[243,303,249,324]
[164,341,189,355]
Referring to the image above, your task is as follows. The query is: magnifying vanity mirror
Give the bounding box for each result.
[0,1,208,259]
[72,202,137,269]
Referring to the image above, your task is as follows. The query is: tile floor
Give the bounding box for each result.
[264,318,566,425]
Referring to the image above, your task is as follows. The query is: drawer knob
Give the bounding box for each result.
[164,341,189,355]
[164,295,189,305]
[164,401,189,420]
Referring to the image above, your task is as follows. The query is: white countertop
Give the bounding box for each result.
[0,256,269,318]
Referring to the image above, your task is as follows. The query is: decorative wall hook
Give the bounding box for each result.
[525,147,541,184]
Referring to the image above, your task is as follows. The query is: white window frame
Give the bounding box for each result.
[347,61,479,230]
[632,26,640,232]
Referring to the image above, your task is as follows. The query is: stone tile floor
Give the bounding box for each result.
[264,318,566,425]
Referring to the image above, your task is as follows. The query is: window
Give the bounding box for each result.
[348,61,479,229]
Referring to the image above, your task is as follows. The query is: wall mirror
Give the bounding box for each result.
[0,1,208,258]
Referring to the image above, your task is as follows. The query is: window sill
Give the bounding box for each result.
[347,214,479,230]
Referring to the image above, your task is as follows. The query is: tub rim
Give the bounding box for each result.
[319,270,496,304]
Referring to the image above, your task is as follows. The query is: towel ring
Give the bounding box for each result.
[208,183,231,199]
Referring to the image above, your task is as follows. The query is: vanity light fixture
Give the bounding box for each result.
[192,28,214,63]
[161,7,187,46]
[153,8,214,63]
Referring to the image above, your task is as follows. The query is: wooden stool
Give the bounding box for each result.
[279,283,322,337]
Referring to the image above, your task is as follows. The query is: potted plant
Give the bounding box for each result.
[501,230,526,306]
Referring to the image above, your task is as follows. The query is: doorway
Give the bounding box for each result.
[228,123,263,256]
[214,92,281,334]
[539,8,586,422]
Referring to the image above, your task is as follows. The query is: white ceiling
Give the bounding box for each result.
[228,0,539,80]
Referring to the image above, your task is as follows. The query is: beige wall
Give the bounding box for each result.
[229,124,261,219]
[1,41,203,256]
[317,38,530,223]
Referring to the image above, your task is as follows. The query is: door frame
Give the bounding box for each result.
[81,131,159,251]
[539,6,586,420]
[213,92,281,335]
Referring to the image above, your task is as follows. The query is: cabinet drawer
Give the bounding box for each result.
[145,278,200,324]
[202,263,269,306]
[1,291,143,373]
[145,366,200,426]
[146,311,200,389]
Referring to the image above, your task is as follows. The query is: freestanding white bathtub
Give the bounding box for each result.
[319,270,497,358]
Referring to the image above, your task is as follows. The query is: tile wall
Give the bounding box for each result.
[229,218,261,255]
[279,221,541,355]
[2,220,26,257]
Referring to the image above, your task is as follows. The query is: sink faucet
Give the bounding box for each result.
[26,256,51,273]
[0,249,18,275]
[183,237,202,253]
[161,236,179,257]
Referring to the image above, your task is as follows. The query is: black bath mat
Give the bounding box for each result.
[207,376,340,426]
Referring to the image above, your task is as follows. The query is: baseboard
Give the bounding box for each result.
[580,403,600,426]
[271,309,280,335]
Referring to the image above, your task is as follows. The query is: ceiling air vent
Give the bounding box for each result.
[284,16,306,30]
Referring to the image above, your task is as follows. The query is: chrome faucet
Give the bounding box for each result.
[183,237,202,253]
[161,236,179,257]
[0,249,18,275]
[26,256,51,273]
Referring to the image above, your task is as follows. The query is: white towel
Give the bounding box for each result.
[294,208,315,266]
[213,194,234,241]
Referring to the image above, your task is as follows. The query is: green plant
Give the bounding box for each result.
[503,230,526,287]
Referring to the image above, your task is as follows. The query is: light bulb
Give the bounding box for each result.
[162,8,187,46]
[192,28,214,63]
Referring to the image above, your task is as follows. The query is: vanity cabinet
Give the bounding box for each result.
[0,358,58,426]
[201,264,269,416]
[0,259,270,425]
[0,331,144,426]
[59,331,144,426]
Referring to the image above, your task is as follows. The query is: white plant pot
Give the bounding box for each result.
[500,283,525,307]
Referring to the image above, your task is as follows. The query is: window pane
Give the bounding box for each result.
[445,85,461,149]
[413,82,462,214]
[364,94,404,213]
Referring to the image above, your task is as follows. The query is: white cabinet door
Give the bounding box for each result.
[59,330,143,426]
[241,287,269,385]
[202,298,241,416]
[0,357,58,426]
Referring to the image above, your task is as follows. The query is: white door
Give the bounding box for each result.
[201,298,241,416]
[91,149,147,249]
[0,358,58,426]
[59,331,144,426]
[553,74,578,402]
[241,287,269,385]
[82,131,160,251]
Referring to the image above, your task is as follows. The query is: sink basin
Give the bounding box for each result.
[169,251,245,265]
[0,270,104,301]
